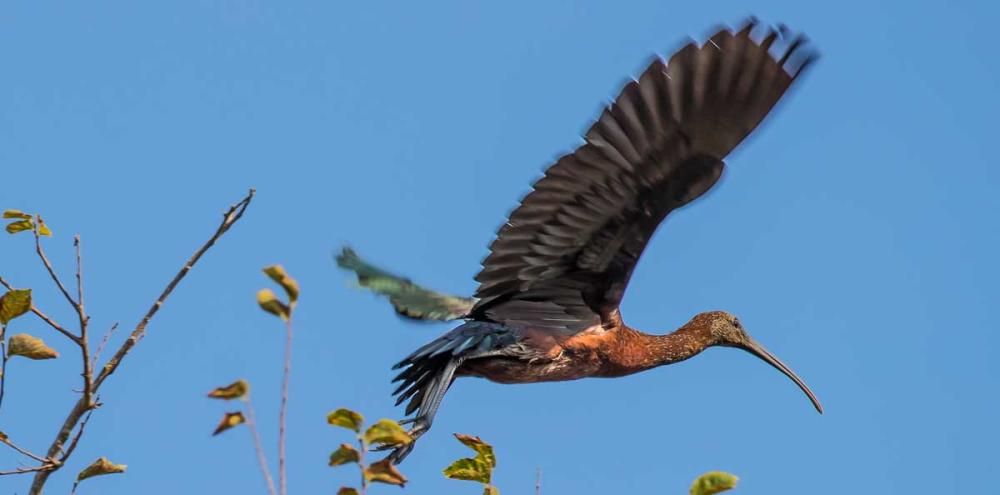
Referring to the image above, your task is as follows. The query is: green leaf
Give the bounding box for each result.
[483,485,500,495]
[328,443,361,466]
[212,411,246,436]
[2,210,31,220]
[256,288,289,321]
[327,408,364,433]
[690,471,739,495]
[455,433,496,468]
[443,457,491,484]
[207,379,249,400]
[76,457,127,481]
[7,333,58,360]
[337,488,360,495]
[363,419,412,448]
[263,265,299,304]
[5,219,33,234]
[0,289,32,324]
[365,459,407,486]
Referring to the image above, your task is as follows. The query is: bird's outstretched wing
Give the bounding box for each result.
[336,246,476,321]
[472,21,816,332]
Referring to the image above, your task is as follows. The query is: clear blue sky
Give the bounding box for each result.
[1,1,997,494]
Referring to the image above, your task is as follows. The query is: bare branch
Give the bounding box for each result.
[74,235,84,309]
[1,433,49,464]
[278,317,293,495]
[0,276,79,344]
[33,217,78,310]
[27,189,255,494]
[94,189,255,389]
[0,335,6,412]
[244,398,277,495]
[90,322,118,370]
[0,463,57,477]
[74,235,94,405]
[59,405,96,461]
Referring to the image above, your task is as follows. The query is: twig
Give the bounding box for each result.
[90,322,118,370]
[0,276,78,344]
[27,189,255,494]
[536,467,542,495]
[33,217,77,309]
[74,235,94,405]
[59,406,96,461]
[93,189,254,389]
[1,433,49,464]
[244,397,277,495]
[74,235,84,311]
[357,437,368,495]
[0,463,57,476]
[0,330,6,412]
[278,316,292,495]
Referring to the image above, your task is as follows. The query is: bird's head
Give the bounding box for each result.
[696,311,823,414]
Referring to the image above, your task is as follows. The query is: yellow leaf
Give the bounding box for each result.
[263,265,300,304]
[5,219,33,234]
[0,431,8,442]
[76,457,127,481]
[327,408,364,433]
[328,443,360,466]
[365,459,407,486]
[363,419,412,448]
[337,488,360,495]
[212,411,246,436]
[2,210,31,220]
[7,333,58,360]
[483,486,500,495]
[690,471,739,495]
[0,289,32,325]
[207,379,250,400]
[36,218,52,237]
[455,433,496,468]
[256,288,289,321]
[443,457,491,484]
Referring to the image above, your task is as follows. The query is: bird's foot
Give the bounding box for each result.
[371,417,430,464]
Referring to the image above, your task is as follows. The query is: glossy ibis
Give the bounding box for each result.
[339,19,823,463]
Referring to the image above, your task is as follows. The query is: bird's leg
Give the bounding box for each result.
[378,416,431,464]
[378,360,460,463]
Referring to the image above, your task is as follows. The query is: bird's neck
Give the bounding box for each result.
[611,323,715,374]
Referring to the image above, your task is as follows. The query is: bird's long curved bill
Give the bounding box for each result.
[743,339,823,414]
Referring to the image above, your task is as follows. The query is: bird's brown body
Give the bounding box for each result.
[339,19,824,464]
[459,314,712,383]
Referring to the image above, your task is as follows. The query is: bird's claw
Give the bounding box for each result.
[370,418,429,463]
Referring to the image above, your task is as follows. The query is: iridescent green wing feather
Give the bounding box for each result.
[336,247,475,321]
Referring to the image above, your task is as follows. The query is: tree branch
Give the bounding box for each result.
[27,189,255,494]
[244,397,277,495]
[278,316,293,495]
[90,322,118,371]
[33,218,77,310]
[73,235,94,407]
[1,433,49,464]
[0,276,78,344]
[0,332,7,412]
[93,189,254,389]
[0,463,57,477]
[59,406,95,461]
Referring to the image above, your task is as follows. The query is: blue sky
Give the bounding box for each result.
[1,1,998,493]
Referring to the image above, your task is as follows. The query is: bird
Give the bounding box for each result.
[338,19,823,464]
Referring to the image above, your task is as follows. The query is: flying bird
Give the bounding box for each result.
[338,19,822,463]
